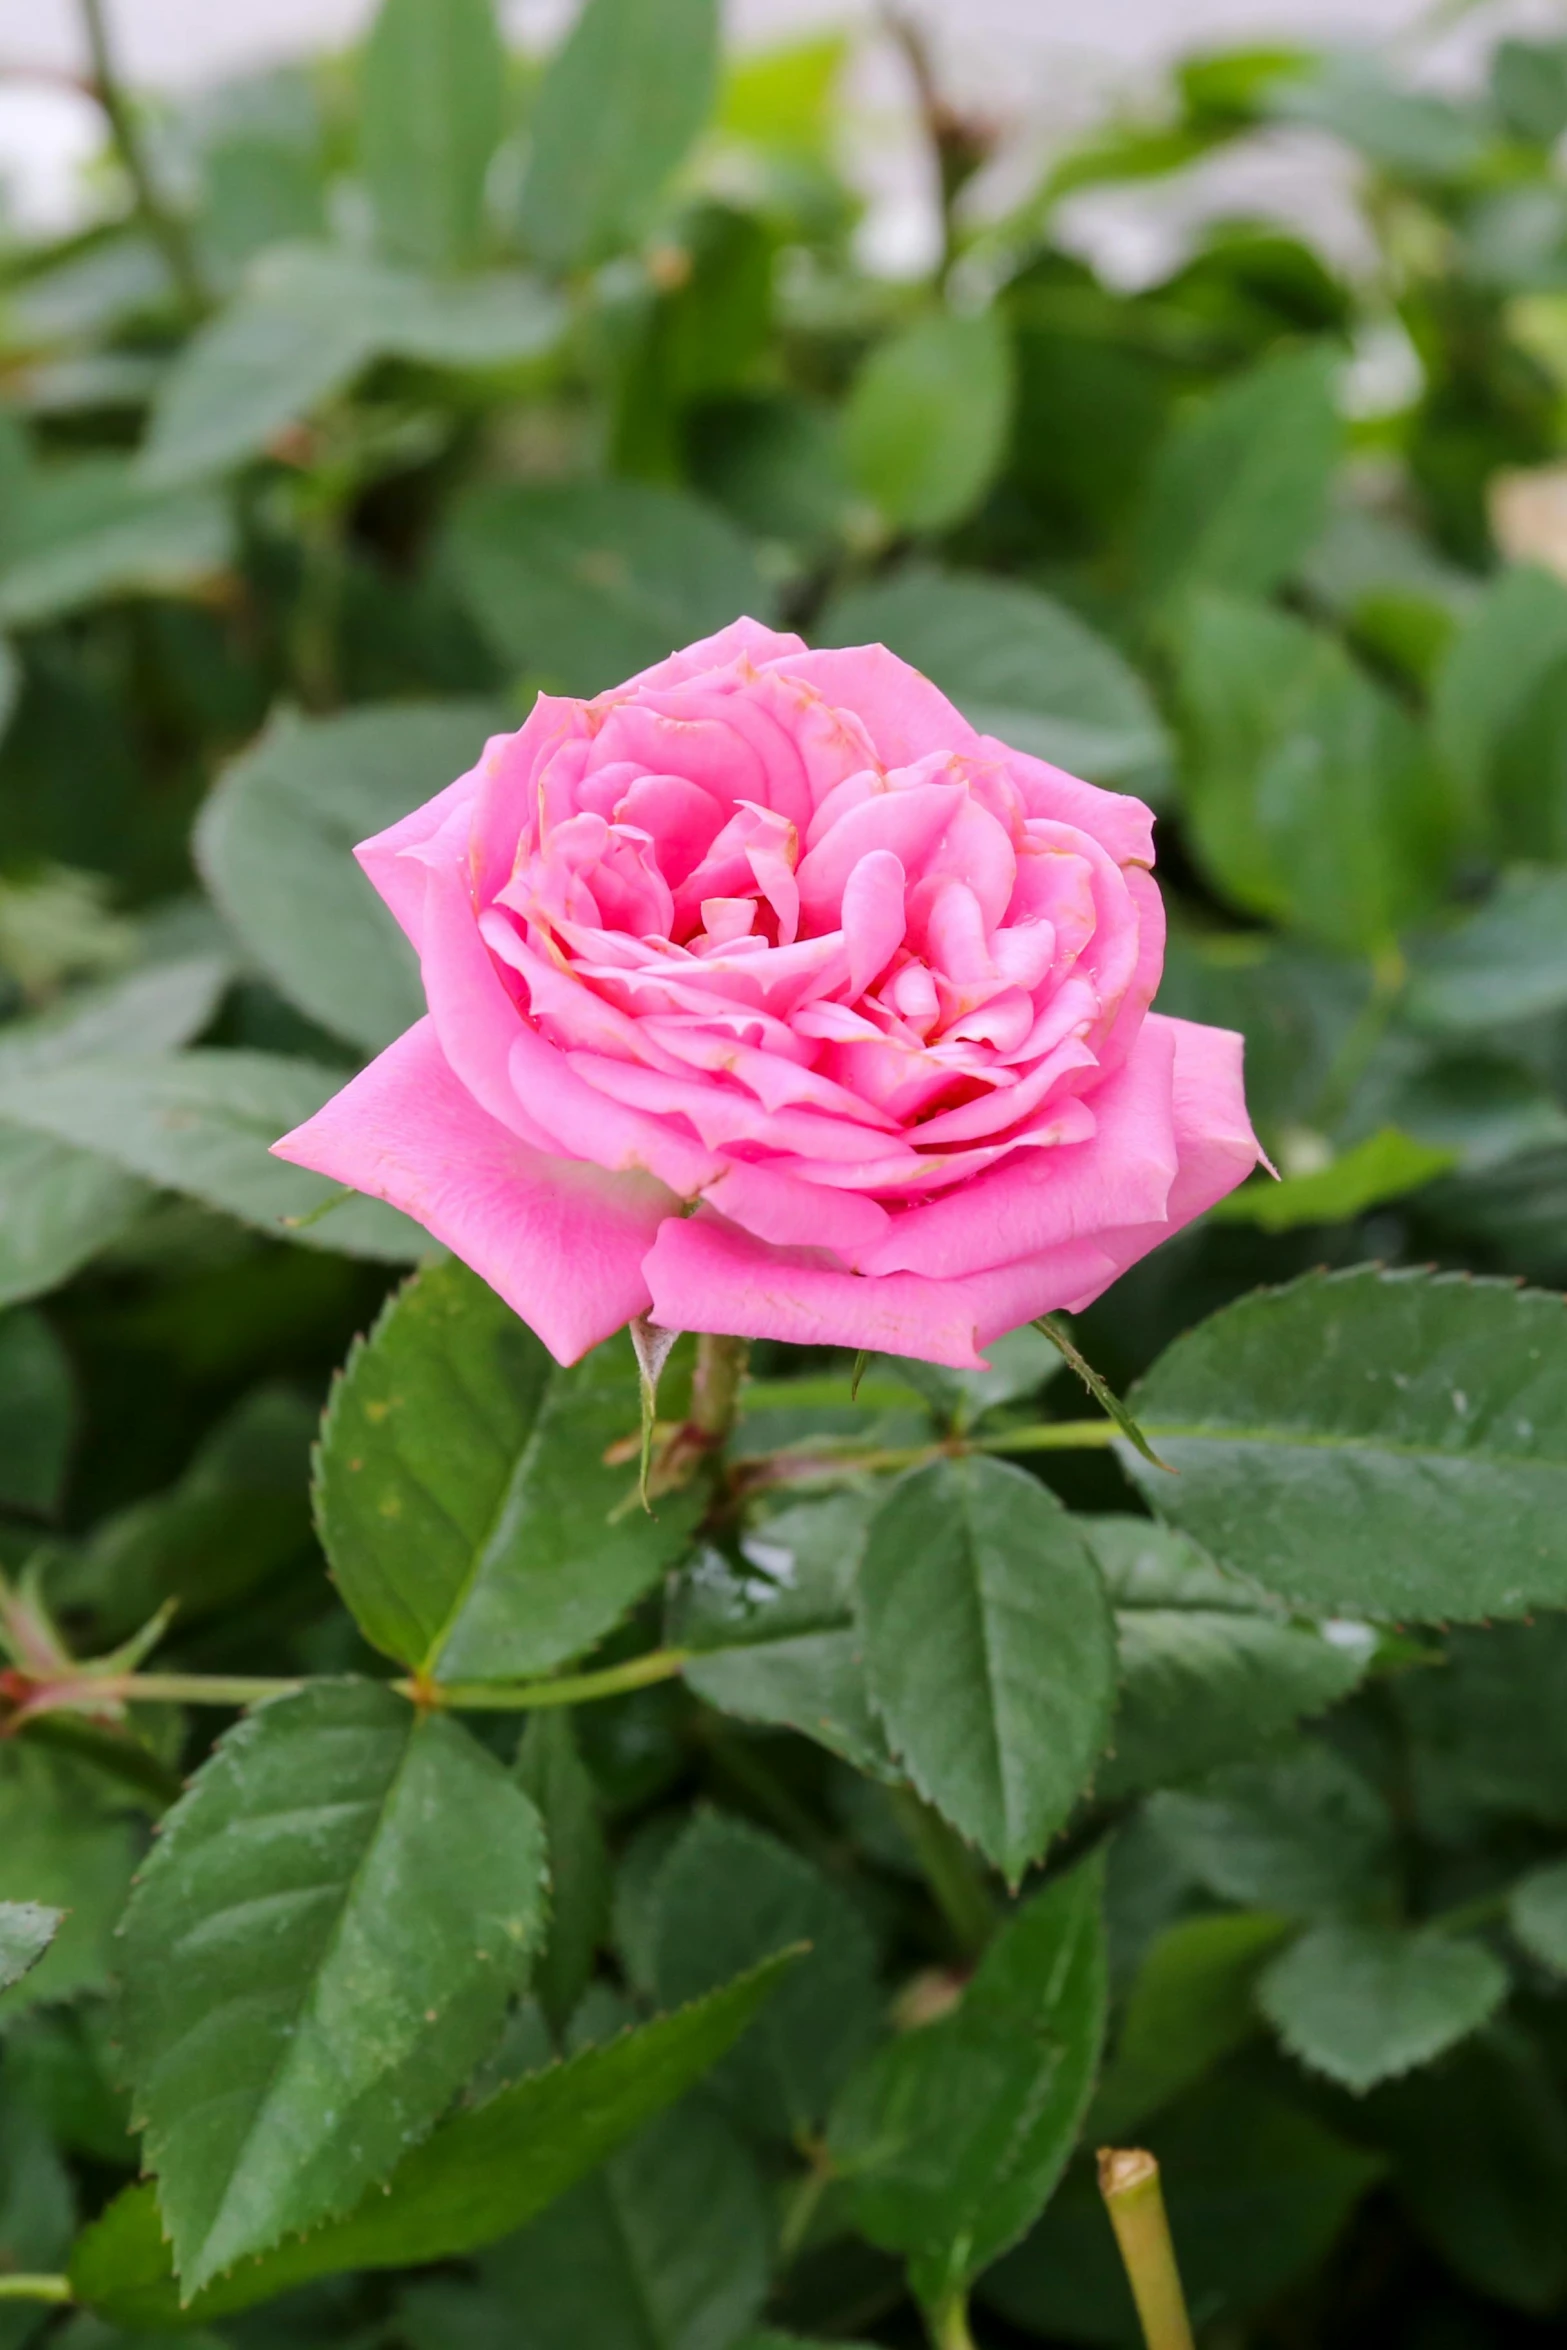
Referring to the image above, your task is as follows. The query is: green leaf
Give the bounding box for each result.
[0,1744,140,2018]
[815,565,1168,789]
[143,247,565,485]
[0,2101,73,2350]
[1396,1618,1567,1835]
[71,1950,800,2326]
[828,1857,1105,2310]
[1367,2030,1567,2311]
[1175,592,1450,952]
[1405,867,1567,1033]
[1148,1747,1391,1918]
[841,310,1013,534]
[0,1902,63,1994]
[472,2098,770,2350]
[1433,562,1567,829]
[648,1810,881,2140]
[518,0,719,270]
[1509,1858,1567,1969]
[1210,1127,1455,1231]
[360,0,506,270]
[515,1712,610,2034]
[0,1049,426,1262]
[857,1457,1116,1882]
[0,459,233,628]
[446,477,771,697]
[1086,1517,1372,1802]
[1259,1921,1506,2093]
[1137,344,1340,610]
[0,956,236,1307]
[673,1494,897,1777]
[196,701,500,1053]
[1091,1910,1292,2138]
[0,1307,73,1514]
[316,1259,696,1682]
[1123,1265,1567,1620]
[119,1679,548,2292]
[983,2073,1384,2340]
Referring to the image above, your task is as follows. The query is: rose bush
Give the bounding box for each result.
[274,617,1259,1365]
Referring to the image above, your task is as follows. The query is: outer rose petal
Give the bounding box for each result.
[644,1210,989,1368]
[355,761,484,953]
[271,1019,674,1365]
[619,617,807,693]
[764,645,982,770]
[1058,1015,1260,1311]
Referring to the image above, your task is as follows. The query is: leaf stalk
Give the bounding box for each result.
[1098,2148,1196,2350]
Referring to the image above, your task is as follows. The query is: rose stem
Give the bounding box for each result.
[690,1331,751,1444]
[1098,2148,1196,2350]
[79,0,206,314]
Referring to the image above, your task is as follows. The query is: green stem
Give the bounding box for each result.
[406,1648,690,1712]
[102,1672,304,1706]
[973,1421,1121,1456]
[1099,2150,1196,2350]
[927,2291,978,2350]
[778,2147,834,2263]
[0,2278,72,2306]
[892,1786,995,1959]
[80,0,206,314]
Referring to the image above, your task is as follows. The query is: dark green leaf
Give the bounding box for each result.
[0,1745,140,2018]
[1396,1619,1567,1835]
[1509,1857,1567,1969]
[0,459,232,628]
[0,1902,63,1994]
[828,1857,1105,2309]
[649,1810,881,2140]
[0,2102,73,2350]
[1123,1266,1567,1620]
[1367,2030,1567,2311]
[1210,1127,1454,1231]
[515,1711,610,2033]
[119,1679,548,2291]
[858,1458,1116,1882]
[1259,1921,1506,2092]
[71,1950,801,2326]
[816,567,1168,789]
[196,701,500,1053]
[1086,1517,1372,1801]
[0,1050,426,1262]
[1175,593,1450,952]
[1148,1746,1391,1916]
[0,1307,73,1514]
[1091,1910,1291,2138]
[474,2098,770,2350]
[841,311,1014,534]
[518,0,720,269]
[316,1259,698,1682]
[360,0,506,270]
[446,477,771,697]
[1138,344,1340,610]
[672,1496,897,1776]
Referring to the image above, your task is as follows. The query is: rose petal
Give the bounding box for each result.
[644,1208,988,1367]
[272,1019,672,1364]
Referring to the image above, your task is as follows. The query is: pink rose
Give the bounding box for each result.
[273,618,1259,1368]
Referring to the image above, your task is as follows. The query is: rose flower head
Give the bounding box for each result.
[274,619,1259,1368]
